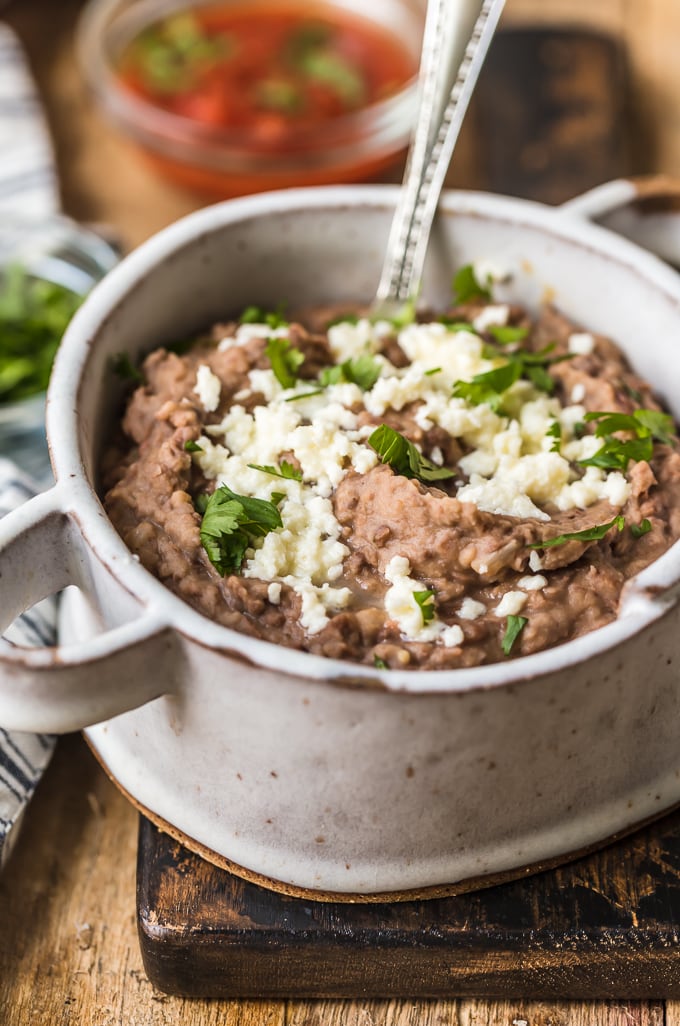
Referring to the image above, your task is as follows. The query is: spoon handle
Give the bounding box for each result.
[374,0,506,314]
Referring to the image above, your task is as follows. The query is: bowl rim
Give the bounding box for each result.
[48,183,680,696]
[77,0,423,170]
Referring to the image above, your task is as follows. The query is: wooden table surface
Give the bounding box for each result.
[2,1,680,1022]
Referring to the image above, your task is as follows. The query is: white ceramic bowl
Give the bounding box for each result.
[1,181,680,900]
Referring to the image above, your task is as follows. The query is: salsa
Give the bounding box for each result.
[117,1,417,149]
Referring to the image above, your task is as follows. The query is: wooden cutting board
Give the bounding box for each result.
[137,803,680,1000]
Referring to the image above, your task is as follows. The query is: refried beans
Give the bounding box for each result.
[102,277,680,669]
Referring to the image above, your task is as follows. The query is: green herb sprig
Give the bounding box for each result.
[266,337,304,389]
[199,485,282,575]
[319,352,381,391]
[502,615,527,655]
[452,264,492,305]
[0,264,82,401]
[529,515,625,550]
[413,589,436,624]
[578,408,675,471]
[368,424,455,483]
[247,460,302,481]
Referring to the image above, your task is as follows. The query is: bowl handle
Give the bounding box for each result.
[0,484,176,733]
[559,173,680,222]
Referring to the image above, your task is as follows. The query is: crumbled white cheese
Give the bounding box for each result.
[494,591,528,617]
[472,304,510,332]
[570,382,586,403]
[383,556,461,645]
[458,597,487,620]
[194,364,222,412]
[517,574,547,591]
[568,332,595,355]
[267,582,282,605]
[529,550,544,572]
[473,258,510,287]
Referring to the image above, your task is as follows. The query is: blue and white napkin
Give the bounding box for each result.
[0,23,60,867]
[0,460,57,868]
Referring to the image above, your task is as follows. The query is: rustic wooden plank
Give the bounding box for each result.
[288,999,666,1026]
[0,735,286,1026]
[137,796,680,1001]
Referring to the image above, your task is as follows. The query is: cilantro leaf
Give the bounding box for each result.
[488,325,528,345]
[319,353,381,391]
[266,337,304,388]
[270,491,286,506]
[413,589,436,624]
[528,515,625,550]
[579,436,653,471]
[502,615,527,656]
[546,421,561,453]
[112,352,143,383]
[452,360,522,410]
[247,460,302,481]
[284,389,324,402]
[199,485,282,575]
[373,654,388,669]
[438,318,476,332]
[452,347,572,408]
[368,424,455,483]
[579,407,675,470]
[239,304,288,328]
[184,439,203,452]
[424,367,441,376]
[631,519,652,539]
[585,408,675,444]
[452,264,492,304]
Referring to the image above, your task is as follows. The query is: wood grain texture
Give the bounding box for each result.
[137,802,680,1000]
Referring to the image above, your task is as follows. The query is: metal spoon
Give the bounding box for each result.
[373,0,506,318]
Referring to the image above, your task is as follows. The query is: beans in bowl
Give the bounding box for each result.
[102,265,680,669]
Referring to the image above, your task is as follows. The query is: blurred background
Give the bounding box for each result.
[2,0,678,251]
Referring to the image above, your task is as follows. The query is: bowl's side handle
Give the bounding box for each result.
[0,485,176,734]
[559,174,680,222]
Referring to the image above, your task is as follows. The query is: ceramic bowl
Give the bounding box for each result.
[1,181,680,900]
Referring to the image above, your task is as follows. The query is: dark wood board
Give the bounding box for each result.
[137,806,680,1000]
[473,26,635,204]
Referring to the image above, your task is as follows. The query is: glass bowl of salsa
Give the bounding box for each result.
[78,0,423,197]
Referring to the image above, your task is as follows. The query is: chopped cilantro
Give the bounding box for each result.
[452,346,571,409]
[631,519,652,539]
[112,352,143,383]
[424,367,442,377]
[452,264,492,305]
[546,421,561,453]
[247,460,302,481]
[368,424,455,483]
[325,313,359,328]
[199,485,282,575]
[284,389,324,402]
[488,325,528,345]
[184,439,203,452]
[413,589,436,624]
[266,337,304,388]
[373,655,388,669]
[438,318,476,332]
[578,407,675,470]
[528,515,625,550]
[452,360,522,410]
[319,352,381,391]
[270,491,286,506]
[239,304,288,328]
[502,615,527,656]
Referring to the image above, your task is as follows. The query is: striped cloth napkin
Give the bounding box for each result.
[0,23,60,868]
